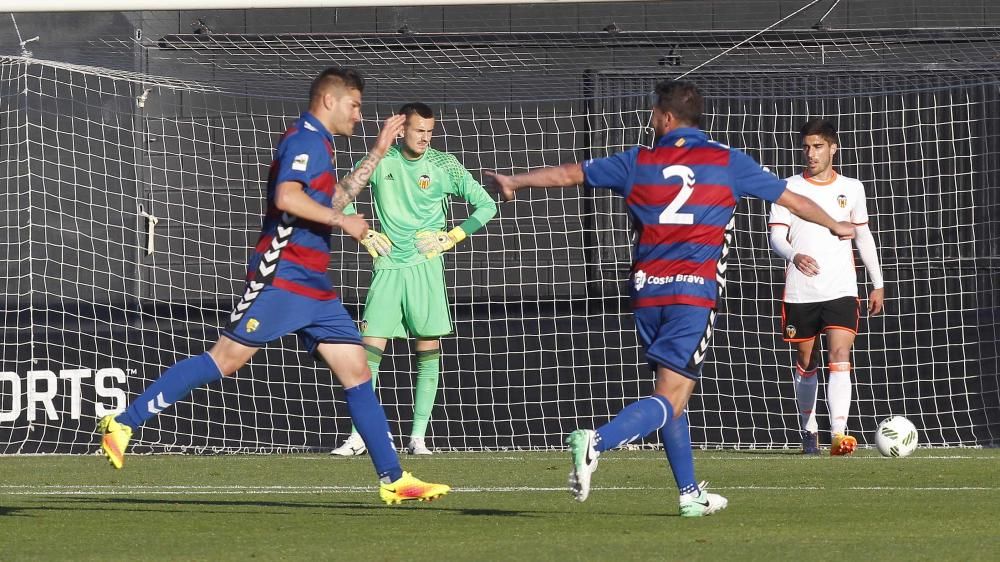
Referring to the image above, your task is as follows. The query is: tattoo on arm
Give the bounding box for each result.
[331,152,385,213]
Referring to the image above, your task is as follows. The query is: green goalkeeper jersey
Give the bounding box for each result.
[345,145,497,270]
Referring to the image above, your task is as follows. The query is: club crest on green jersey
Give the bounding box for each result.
[418,175,432,189]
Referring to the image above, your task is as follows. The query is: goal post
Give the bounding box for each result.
[1,9,999,453]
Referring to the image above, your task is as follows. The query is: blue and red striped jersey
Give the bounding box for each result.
[583,127,787,309]
[246,112,339,300]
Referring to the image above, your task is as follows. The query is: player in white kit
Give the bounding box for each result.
[768,118,885,455]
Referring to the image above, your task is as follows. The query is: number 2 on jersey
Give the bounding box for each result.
[658,165,696,225]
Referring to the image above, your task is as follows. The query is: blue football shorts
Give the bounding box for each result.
[633,304,718,380]
[222,285,362,353]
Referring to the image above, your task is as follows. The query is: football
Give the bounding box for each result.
[875,416,919,457]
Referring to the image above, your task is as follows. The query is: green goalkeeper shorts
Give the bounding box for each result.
[360,258,452,339]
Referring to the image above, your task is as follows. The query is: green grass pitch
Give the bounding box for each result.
[2,449,997,560]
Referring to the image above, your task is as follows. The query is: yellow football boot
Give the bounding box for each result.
[98,415,132,469]
[379,471,450,505]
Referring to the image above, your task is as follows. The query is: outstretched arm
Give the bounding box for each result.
[776,190,856,240]
[331,114,406,213]
[484,163,584,201]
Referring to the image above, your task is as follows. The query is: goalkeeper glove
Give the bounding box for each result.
[414,227,467,259]
[360,230,393,258]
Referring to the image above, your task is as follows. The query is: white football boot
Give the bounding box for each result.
[567,429,600,502]
[406,437,433,455]
[330,432,367,456]
[679,481,728,517]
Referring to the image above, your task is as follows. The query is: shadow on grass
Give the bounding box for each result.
[31,496,668,519]
[34,496,554,518]
[0,505,29,517]
[701,449,806,456]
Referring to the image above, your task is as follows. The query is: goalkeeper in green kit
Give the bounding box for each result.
[332,102,497,456]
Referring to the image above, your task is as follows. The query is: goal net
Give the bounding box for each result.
[2,4,999,453]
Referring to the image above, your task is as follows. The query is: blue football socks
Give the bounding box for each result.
[116,352,223,429]
[115,351,222,429]
[595,395,674,452]
[344,381,403,482]
[660,410,699,495]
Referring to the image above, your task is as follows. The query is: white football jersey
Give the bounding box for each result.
[768,171,870,303]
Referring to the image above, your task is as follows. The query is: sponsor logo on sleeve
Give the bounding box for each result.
[292,153,309,171]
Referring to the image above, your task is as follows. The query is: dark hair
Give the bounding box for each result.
[309,67,365,100]
[397,102,435,120]
[799,118,838,146]
[652,80,703,127]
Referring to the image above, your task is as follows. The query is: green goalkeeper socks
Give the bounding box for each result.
[353,345,439,439]
[411,349,441,439]
[365,343,383,387]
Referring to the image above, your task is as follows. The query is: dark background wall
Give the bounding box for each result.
[4,1,1000,64]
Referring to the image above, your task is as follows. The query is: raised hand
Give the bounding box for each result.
[373,114,406,156]
[333,114,408,214]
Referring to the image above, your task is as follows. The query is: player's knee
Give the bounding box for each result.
[208,337,257,376]
[651,389,687,418]
[340,371,371,389]
[216,360,244,377]
[415,338,440,352]
[207,351,248,377]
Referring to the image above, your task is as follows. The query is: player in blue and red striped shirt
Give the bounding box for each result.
[97,67,449,505]
[486,80,855,517]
